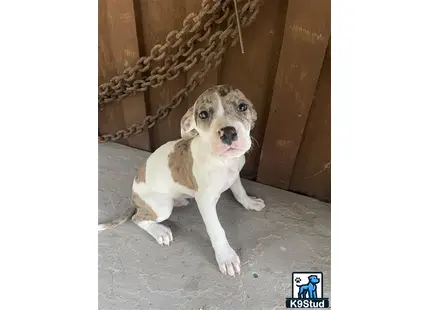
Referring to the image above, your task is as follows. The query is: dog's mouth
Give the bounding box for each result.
[213,134,251,157]
[219,146,247,156]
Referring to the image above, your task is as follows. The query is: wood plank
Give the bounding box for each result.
[137,0,188,149]
[98,0,127,146]
[185,0,219,108]
[289,44,331,202]
[98,0,150,150]
[257,0,331,189]
[220,0,289,180]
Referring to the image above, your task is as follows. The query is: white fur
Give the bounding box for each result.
[102,86,265,276]
[130,135,265,276]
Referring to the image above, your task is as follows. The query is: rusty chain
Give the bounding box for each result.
[99,0,263,143]
[99,0,227,107]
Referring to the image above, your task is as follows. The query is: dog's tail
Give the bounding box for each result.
[98,207,136,232]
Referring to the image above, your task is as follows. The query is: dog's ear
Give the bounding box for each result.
[250,108,257,130]
[180,106,198,139]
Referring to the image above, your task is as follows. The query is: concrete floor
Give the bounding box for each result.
[98,142,331,310]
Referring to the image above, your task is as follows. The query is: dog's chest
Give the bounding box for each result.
[207,161,242,193]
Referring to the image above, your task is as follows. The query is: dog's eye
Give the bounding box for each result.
[199,111,209,119]
[238,102,248,112]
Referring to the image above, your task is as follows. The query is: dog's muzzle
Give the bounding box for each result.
[219,126,238,145]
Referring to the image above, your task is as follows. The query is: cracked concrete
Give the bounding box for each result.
[99,142,331,310]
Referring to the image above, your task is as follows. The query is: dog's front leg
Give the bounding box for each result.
[230,177,265,211]
[195,192,240,277]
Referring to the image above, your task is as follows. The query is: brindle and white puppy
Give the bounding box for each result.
[98,85,265,276]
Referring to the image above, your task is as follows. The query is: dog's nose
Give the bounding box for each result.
[219,126,238,145]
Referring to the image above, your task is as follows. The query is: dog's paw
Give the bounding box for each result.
[146,223,173,246]
[215,246,241,277]
[243,196,265,211]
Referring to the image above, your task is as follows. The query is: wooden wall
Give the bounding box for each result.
[98,0,331,202]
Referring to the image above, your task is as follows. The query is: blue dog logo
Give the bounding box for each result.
[286,272,329,308]
[296,275,320,299]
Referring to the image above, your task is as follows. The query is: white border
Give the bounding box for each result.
[0,2,96,309]
[333,0,430,309]
[1,1,429,309]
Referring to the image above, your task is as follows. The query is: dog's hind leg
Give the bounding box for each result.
[298,287,308,299]
[173,195,191,207]
[131,192,174,246]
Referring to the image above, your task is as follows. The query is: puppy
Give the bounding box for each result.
[98,85,266,276]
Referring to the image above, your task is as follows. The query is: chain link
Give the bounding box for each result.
[99,0,263,143]
[99,0,223,107]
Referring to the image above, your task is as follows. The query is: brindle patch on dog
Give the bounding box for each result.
[221,89,257,129]
[205,85,233,97]
[132,192,158,221]
[190,84,258,134]
[194,93,219,130]
[168,139,198,191]
[135,162,146,183]
[216,85,234,97]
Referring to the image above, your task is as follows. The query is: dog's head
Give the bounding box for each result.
[308,275,320,284]
[180,85,257,158]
